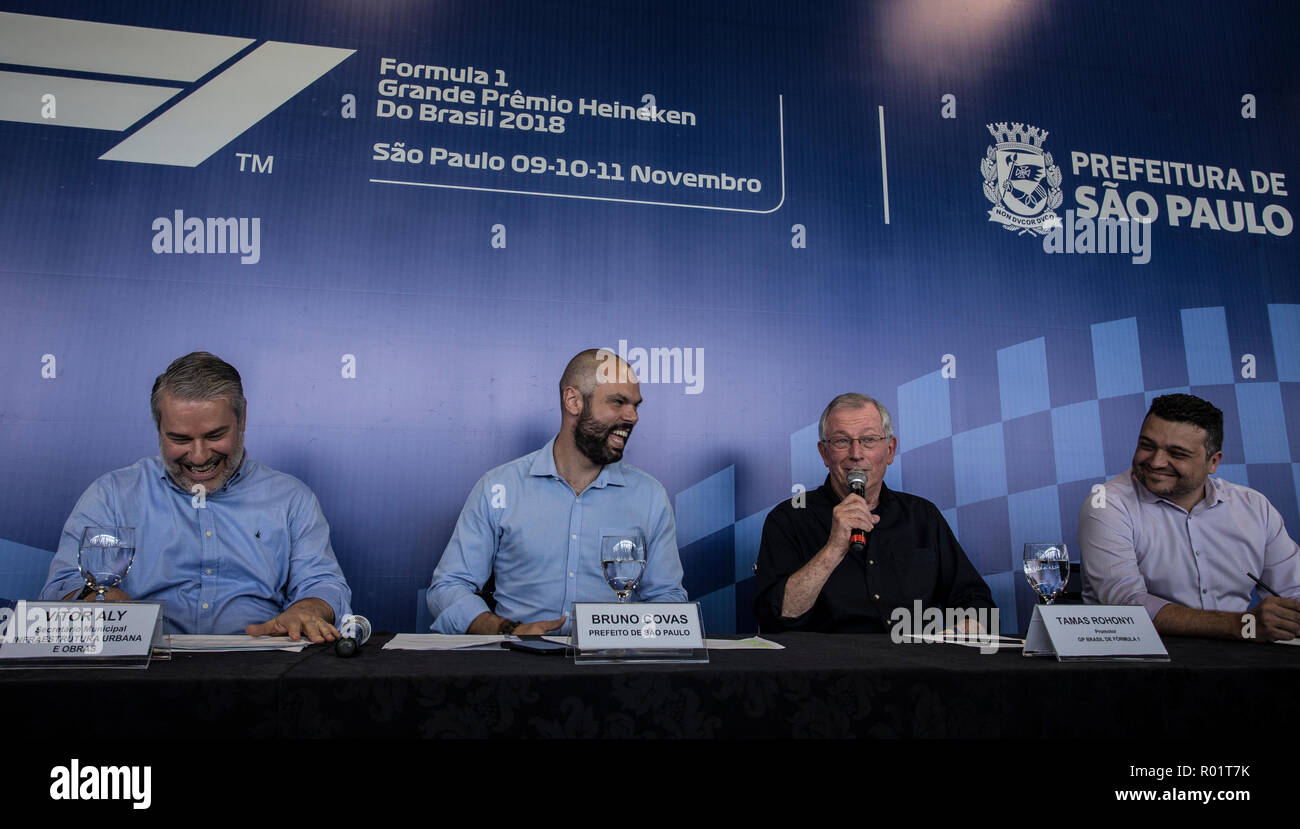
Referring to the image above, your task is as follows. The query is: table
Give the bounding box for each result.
[6,633,1299,740]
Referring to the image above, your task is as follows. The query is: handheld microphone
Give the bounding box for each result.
[847,469,868,554]
[334,614,371,658]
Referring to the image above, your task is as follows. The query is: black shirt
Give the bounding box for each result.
[753,478,995,633]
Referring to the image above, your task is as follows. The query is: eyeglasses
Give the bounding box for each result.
[822,435,890,451]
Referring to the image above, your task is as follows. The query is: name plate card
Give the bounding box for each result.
[573,602,707,663]
[1024,604,1168,661]
[0,601,165,668]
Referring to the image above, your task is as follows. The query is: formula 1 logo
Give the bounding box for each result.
[0,12,353,167]
[981,121,1062,236]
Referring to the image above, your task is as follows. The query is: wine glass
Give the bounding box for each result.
[601,534,646,602]
[77,527,136,601]
[1023,542,1070,604]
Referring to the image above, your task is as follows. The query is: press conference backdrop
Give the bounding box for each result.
[1,1,1296,634]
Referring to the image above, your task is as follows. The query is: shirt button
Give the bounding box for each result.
[569,572,575,578]
[873,594,880,600]
[1202,589,1207,594]
[869,560,874,565]
[571,534,577,540]
[205,530,212,537]
[205,569,213,575]
[201,603,209,610]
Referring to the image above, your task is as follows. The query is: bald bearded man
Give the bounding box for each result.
[426,349,687,635]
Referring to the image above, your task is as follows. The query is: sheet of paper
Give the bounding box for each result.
[166,634,310,653]
[703,636,785,650]
[382,633,508,651]
[539,635,783,650]
[895,632,1025,650]
[1273,637,1300,646]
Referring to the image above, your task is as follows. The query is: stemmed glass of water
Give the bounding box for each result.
[1023,543,1070,604]
[601,534,646,602]
[77,526,136,600]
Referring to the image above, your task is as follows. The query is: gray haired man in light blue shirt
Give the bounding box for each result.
[42,352,351,641]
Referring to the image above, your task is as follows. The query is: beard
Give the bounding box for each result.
[161,438,245,494]
[1133,464,1201,503]
[573,405,631,467]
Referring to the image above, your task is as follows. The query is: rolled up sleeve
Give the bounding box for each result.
[1261,500,1300,602]
[752,509,813,633]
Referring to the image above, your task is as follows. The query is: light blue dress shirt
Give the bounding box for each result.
[1079,471,1300,619]
[41,456,351,634]
[427,438,687,634]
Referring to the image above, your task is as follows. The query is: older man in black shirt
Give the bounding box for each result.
[753,393,994,633]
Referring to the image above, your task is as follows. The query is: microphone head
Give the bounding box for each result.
[846,468,868,495]
[334,637,358,658]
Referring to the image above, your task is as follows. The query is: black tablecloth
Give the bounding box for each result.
[6,633,1298,739]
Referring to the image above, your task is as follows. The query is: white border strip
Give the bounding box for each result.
[100,41,355,167]
[878,104,890,225]
[0,12,252,83]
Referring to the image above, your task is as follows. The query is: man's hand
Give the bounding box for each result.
[1243,596,1300,642]
[827,494,881,558]
[944,618,986,636]
[779,495,881,620]
[246,597,338,643]
[514,616,566,636]
[1155,601,1300,642]
[467,612,566,635]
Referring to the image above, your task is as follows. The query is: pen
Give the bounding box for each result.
[1247,572,1279,597]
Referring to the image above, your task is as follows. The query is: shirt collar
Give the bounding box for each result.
[1202,475,1227,507]
[529,436,626,488]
